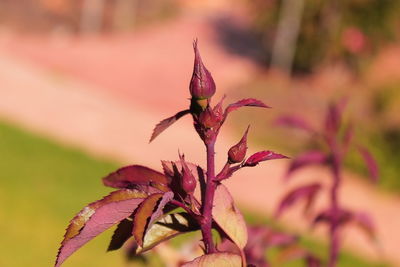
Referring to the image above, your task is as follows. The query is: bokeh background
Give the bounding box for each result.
[1,0,400,266]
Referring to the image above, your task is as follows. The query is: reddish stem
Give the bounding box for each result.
[200,140,217,253]
[328,147,341,267]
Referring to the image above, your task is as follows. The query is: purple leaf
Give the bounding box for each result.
[55,189,147,267]
[275,183,322,217]
[103,165,170,191]
[244,150,288,167]
[286,150,328,179]
[150,109,190,142]
[225,98,270,115]
[357,146,379,183]
[324,99,347,137]
[312,208,353,228]
[275,115,315,133]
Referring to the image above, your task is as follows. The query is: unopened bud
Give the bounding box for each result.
[189,40,216,100]
[179,154,197,194]
[228,126,249,163]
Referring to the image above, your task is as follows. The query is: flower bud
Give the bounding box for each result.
[189,40,216,100]
[228,126,249,163]
[179,154,197,194]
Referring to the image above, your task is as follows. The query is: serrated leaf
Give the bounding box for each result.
[244,150,288,167]
[225,98,270,115]
[150,109,190,142]
[276,183,321,217]
[102,165,170,191]
[182,252,242,267]
[55,189,147,267]
[133,191,174,247]
[275,115,315,132]
[286,150,327,178]
[136,212,199,254]
[213,184,247,249]
[357,146,379,183]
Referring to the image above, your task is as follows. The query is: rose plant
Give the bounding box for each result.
[275,100,378,267]
[55,41,289,266]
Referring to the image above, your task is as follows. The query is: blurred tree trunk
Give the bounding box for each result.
[270,0,305,75]
[112,0,137,32]
[80,0,105,34]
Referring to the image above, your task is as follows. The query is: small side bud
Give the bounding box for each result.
[179,154,197,194]
[189,40,216,100]
[228,126,249,163]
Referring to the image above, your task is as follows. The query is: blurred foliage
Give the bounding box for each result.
[247,0,400,73]
[243,211,389,267]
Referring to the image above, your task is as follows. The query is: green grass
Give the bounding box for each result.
[0,120,125,267]
[0,120,391,267]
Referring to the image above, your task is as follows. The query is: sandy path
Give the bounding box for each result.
[1,16,400,266]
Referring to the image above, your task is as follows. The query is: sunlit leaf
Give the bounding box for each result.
[213,184,248,249]
[55,189,147,267]
[150,109,190,142]
[103,165,170,191]
[244,150,288,167]
[133,191,174,246]
[182,252,242,267]
[275,183,322,217]
[136,212,199,254]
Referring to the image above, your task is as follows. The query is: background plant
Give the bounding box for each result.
[275,100,379,266]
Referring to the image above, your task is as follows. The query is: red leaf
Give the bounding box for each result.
[103,165,170,191]
[357,146,379,183]
[55,189,147,267]
[275,183,322,217]
[275,115,315,133]
[150,109,190,142]
[244,150,288,167]
[133,191,174,247]
[286,150,328,179]
[225,98,270,115]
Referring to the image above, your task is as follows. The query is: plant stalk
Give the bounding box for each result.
[200,140,217,253]
[328,150,341,267]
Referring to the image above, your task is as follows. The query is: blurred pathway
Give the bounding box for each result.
[1,16,400,266]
